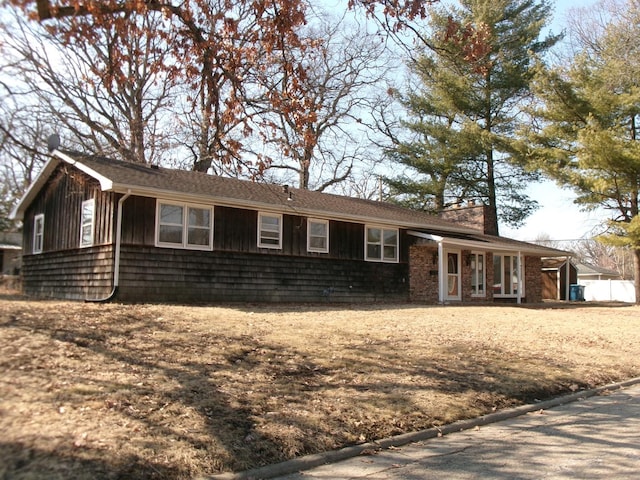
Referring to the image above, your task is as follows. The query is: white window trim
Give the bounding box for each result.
[470,251,486,297]
[80,198,95,248]
[493,253,525,298]
[155,200,214,251]
[258,212,283,249]
[307,218,329,253]
[365,225,399,263]
[33,213,44,254]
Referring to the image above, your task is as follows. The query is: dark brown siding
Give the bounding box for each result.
[115,245,409,303]
[22,164,116,253]
[20,165,414,303]
[214,206,258,252]
[22,245,114,300]
[120,195,156,245]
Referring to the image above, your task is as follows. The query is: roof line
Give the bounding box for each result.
[407,230,572,256]
[53,150,113,190]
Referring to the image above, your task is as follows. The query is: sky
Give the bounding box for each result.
[501,0,603,243]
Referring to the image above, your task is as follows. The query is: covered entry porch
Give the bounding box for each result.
[407,230,572,304]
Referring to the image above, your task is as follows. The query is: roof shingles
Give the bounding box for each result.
[27,150,569,257]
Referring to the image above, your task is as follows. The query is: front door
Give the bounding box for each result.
[446,251,461,300]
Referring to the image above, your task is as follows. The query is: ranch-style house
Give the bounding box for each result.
[12,148,572,304]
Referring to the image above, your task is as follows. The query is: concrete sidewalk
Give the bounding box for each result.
[274,381,640,479]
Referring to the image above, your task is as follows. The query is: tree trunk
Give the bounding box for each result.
[634,248,640,305]
[485,149,499,236]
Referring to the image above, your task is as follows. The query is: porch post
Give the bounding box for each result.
[565,255,572,301]
[438,240,445,303]
[516,251,522,304]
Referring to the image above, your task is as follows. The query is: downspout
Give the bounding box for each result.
[516,251,522,305]
[86,190,131,302]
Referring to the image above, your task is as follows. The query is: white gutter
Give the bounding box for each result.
[53,150,114,191]
[407,230,569,257]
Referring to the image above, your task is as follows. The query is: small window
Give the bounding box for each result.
[33,214,44,254]
[471,252,485,297]
[365,226,398,262]
[156,201,213,250]
[80,199,95,247]
[307,219,329,253]
[258,213,282,249]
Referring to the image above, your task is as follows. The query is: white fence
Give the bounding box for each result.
[579,280,636,303]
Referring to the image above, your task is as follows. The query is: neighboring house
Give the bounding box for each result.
[0,232,22,276]
[11,149,572,304]
[576,262,622,281]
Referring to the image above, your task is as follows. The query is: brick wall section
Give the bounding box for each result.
[409,244,439,303]
[439,204,496,235]
[525,255,542,303]
[410,246,543,304]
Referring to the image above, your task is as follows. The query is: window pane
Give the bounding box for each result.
[511,256,519,294]
[34,215,44,253]
[504,256,512,294]
[383,245,397,261]
[261,215,280,229]
[493,255,502,294]
[367,243,381,259]
[82,201,93,218]
[367,228,381,243]
[447,253,458,274]
[310,221,327,236]
[160,204,183,225]
[189,208,210,228]
[310,236,327,250]
[448,275,459,296]
[188,227,210,246]
[261,236,280,246]
[81,225,92,246]
[80,200,94,246]
[159,225,183,244]
[471,254,485,295]
[383,229,397,246]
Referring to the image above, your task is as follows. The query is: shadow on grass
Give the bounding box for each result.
[0,299,630,479]
[0,441,182,480]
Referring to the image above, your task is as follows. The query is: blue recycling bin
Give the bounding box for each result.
[569,284,585,301]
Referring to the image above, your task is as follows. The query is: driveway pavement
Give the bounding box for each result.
[210,379,640,480]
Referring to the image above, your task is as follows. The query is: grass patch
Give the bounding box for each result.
[1,297,639,479]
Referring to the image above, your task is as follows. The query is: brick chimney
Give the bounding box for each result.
[440,201,496,235]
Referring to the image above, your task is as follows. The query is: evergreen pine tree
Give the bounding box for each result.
[387,0,559,235]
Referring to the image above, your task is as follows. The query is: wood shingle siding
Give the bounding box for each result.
[22,246,114,300]
[116,246,409,303]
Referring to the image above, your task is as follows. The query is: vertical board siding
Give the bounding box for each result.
[120,195,156,245]
[23,164,115,253]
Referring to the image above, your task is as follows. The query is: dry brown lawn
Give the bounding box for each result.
[1,294,640,479]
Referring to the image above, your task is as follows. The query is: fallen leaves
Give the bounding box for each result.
[1,299,640,479]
